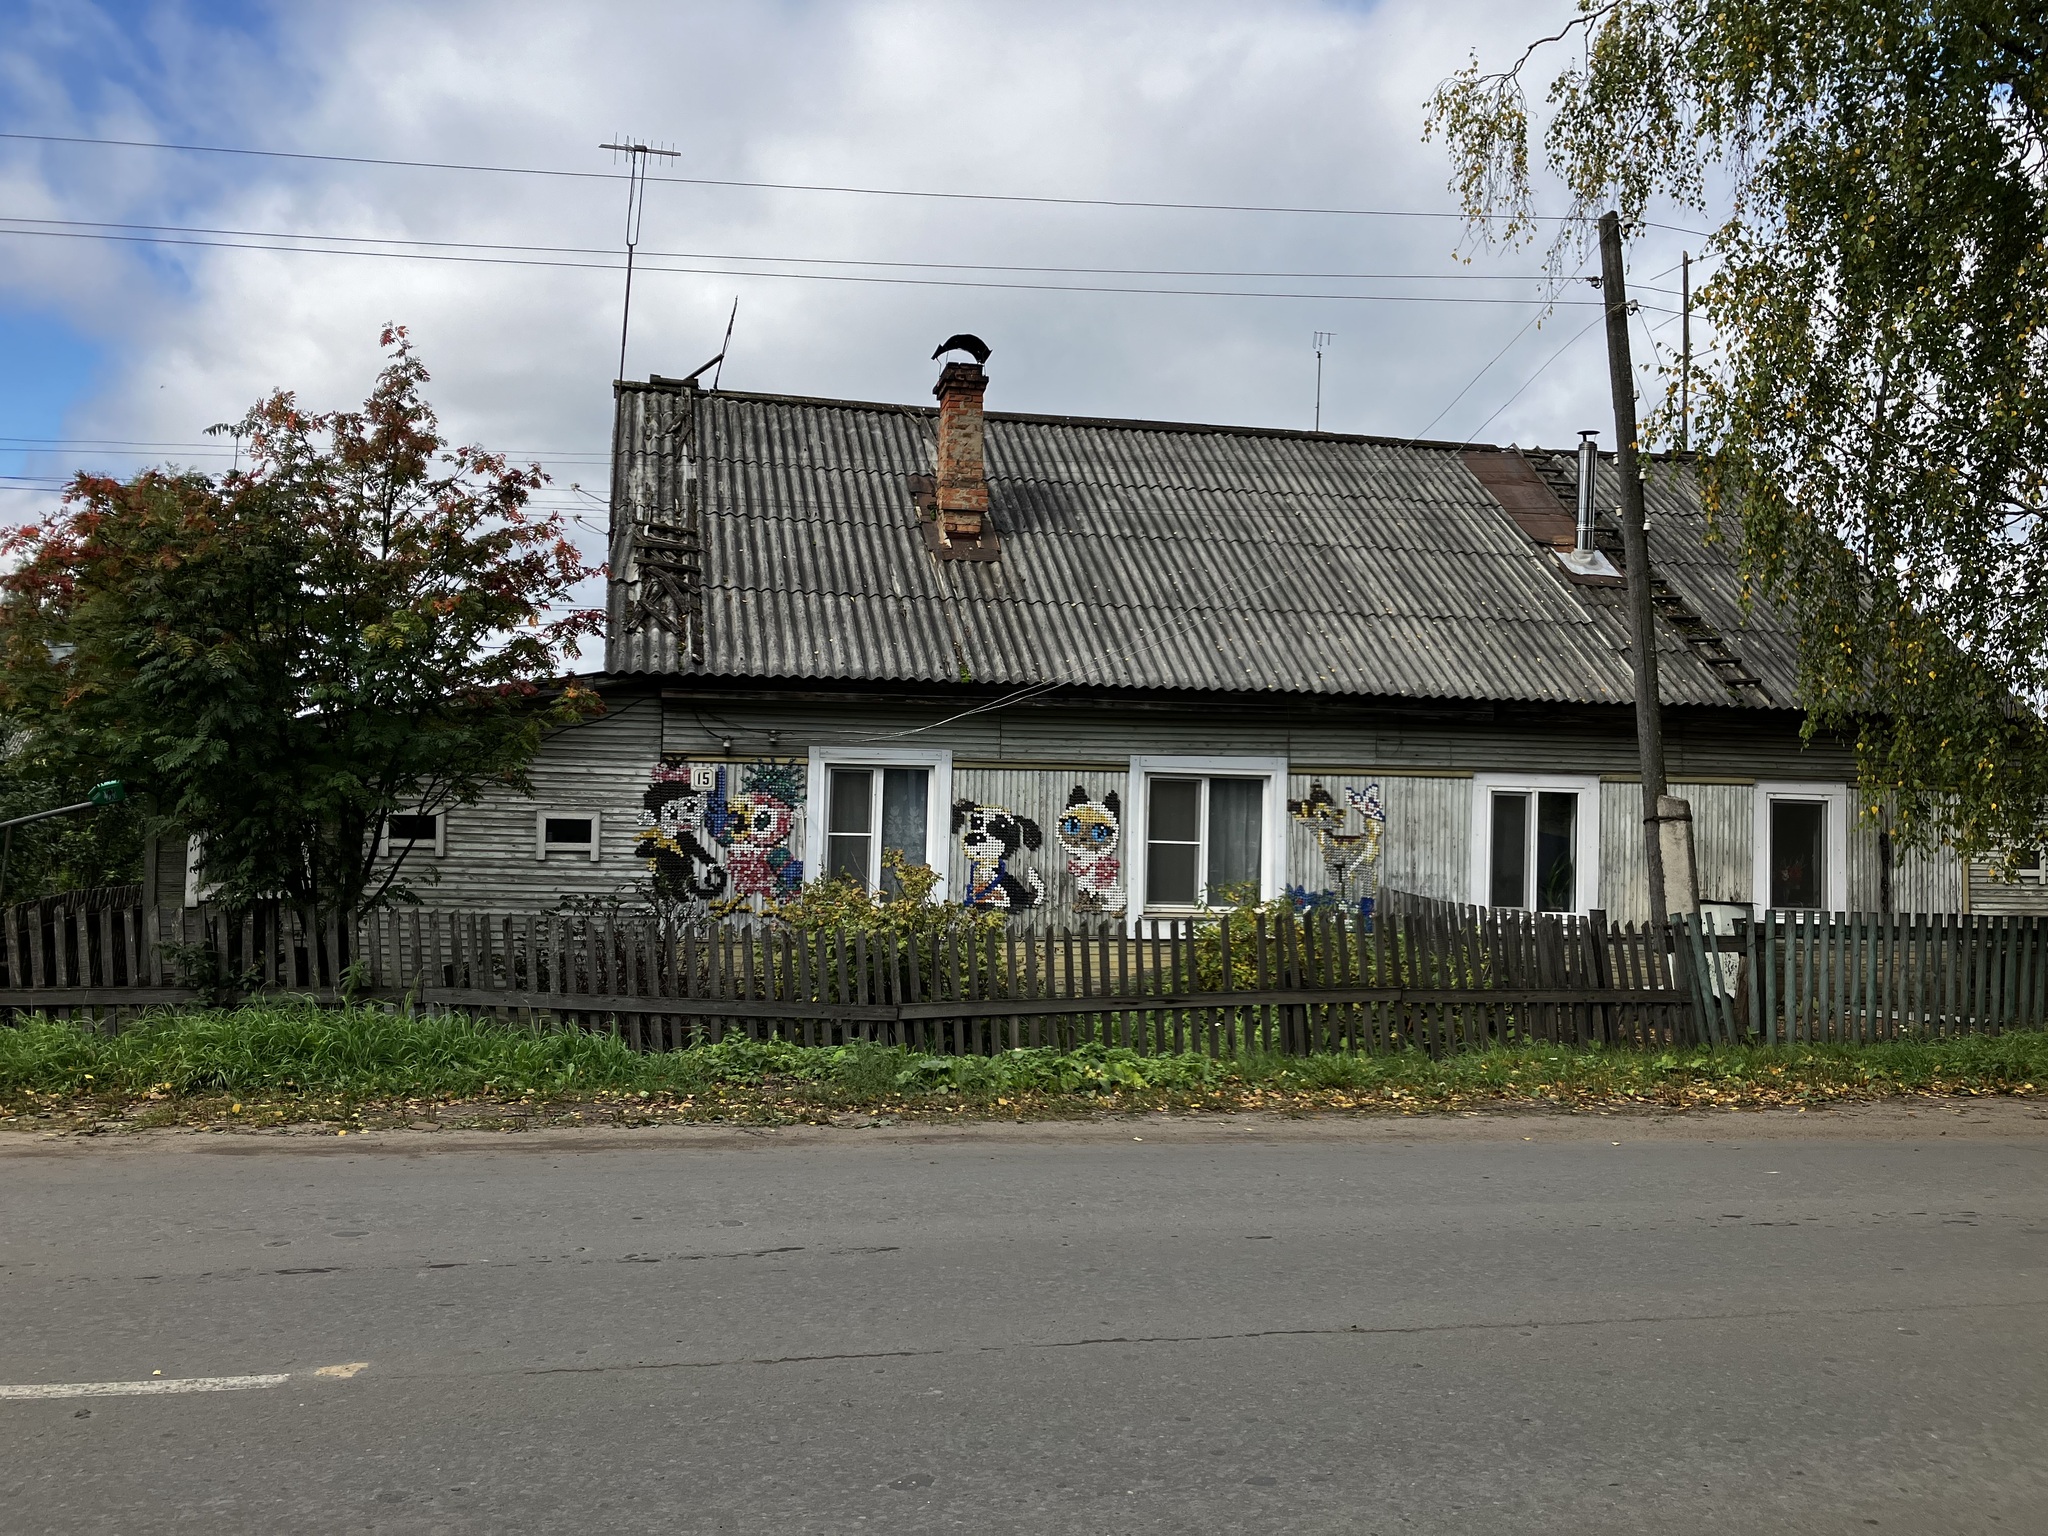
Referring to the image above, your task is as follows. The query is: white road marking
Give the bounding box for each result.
[314,1362,368,1379]
[0,1374,291,1401]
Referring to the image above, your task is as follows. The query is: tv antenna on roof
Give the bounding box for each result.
[601,137,681,382]
[1312,331,1336,432]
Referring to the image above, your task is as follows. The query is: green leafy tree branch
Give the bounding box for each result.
[0,327,603,913]
[1428,2,2048,861]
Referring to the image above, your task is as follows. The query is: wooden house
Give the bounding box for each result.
[200,339,2048,922]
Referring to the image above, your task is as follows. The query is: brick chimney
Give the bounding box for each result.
[932,351,989,541]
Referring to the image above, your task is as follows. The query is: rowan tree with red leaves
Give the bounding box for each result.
[0,327,602,913]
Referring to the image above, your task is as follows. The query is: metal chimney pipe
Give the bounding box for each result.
[1575,430,1599,553]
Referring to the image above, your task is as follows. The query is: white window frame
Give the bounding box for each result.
[805,747,953,900]
[535,809,602,862]
[1124,755,1288,929]
[379,811,445,859]
[2000,846,2047,884]
[1753,781,1848,912]
[1469,773,1601,914]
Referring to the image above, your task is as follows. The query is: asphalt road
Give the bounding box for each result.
[5,1104,2048,1535]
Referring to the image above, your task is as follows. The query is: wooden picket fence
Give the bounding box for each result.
[1681,909,2048,1046]
[1,893,2042,1054]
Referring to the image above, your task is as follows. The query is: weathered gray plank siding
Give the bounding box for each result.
[388,693,1887,918]
[1599,781,1754,922]
[1285,772,1469,906]
[370,700,663,910]
[949,767,1129,916]
[657,697,1855,781]
[1965,863,2048,915]
[1594,780,1965,920]
[1845,823,1964,912]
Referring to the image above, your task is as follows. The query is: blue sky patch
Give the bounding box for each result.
[0,308,102,504]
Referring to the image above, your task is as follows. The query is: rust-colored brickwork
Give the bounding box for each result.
[933,360,988,536]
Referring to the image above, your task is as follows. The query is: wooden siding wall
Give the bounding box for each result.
[366,701,665,910]
[1848,824,1965,913]
[1285,772,1469,905]
[367,694,1906,917]
[1596,780,1967,922]
[1600,781,1752,922]
[949,766,1129,913]
[659,697,1859,782]
[1967,864,2048,916]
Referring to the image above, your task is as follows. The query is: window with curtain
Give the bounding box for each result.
[826,766,930,893]
[1144,775,1264,908]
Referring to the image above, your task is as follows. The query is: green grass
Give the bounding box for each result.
[5,1002,2048,1124]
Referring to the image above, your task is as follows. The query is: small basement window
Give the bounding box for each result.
[381,812,444,858]
[536,811,601,862]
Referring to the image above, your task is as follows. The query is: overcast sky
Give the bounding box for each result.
[0,0,1712,585]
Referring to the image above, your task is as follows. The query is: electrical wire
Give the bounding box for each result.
[0,224,1686,310]
[0,216,1624,285]
[1404,251,1596,442]
[1415,255,1715,448]
[0,436,610,462]
[1405,307,1552,444]
[1459,312,1608,444]
[0,130,1714,234]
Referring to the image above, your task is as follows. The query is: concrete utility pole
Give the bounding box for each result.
[1598,211,1670,926]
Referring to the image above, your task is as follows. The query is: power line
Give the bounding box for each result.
[1460,312,1607,443]
[1405,252,1595,442]
[0,435,608,459]
[0,225,1681,311]
[0,130,1714,234]
[5,214,1668,285]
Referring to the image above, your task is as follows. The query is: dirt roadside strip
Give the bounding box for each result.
[5,1096,2048,1157]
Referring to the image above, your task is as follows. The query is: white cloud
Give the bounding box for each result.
[0,0,1708,549]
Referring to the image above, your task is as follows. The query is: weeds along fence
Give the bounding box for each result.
[2,894,2043,1054]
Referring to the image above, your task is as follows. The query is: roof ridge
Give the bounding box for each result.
[621,378,1693,462]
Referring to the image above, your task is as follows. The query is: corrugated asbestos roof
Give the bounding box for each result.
[604,381,1796,710]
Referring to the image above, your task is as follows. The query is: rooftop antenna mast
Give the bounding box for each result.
[1312,331,1336,432]
[600,137,680,382]
[712,296,738,391]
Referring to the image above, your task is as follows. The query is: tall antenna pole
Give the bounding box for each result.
[1679,252,1691,453]
[600,138,681,382]
[1312,331,1335,431]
